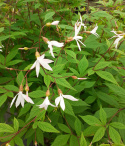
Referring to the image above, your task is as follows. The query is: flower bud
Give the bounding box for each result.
[46,89,50,96]
[65,37,73,43]
[58,88,62,95]
[35,51,40,58]
[117,31,123,34]
[19,84,23,92]
[123,34,125,39]
[46,22,52,27]
[25,84,29,92]
[85,31,91,34]
[72,76,78,79]
[24,47,29,50]
[34,141,37,146]
[6,143,11,146]
[42,36,49,43]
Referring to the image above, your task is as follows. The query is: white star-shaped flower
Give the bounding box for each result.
[77,14,87,31]
[73,23,86,51]
[47,41,64,58]
[10,91,34,108]
[30,52,54,77]
[90,24,99,37]
[55,93,78,111]
[38,96,55,110]
[110,30,124,49]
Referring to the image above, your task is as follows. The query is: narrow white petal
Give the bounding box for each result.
[60,97,65,111]
[63,95,79,101]
[39,59,53,71]
[55,96,61,106]
[36,61,40,77]
[22,94,34,104]
[114,36,123,49]
[39,54,45,60]
[10,94,18,108]
[50,41,64,47]
[15,93,22,108]
[20,95,25,107]
[51,21,59,25]
[48,44,55,58]
[0,49,2,52]
[75,36,83,40]
[77,39,86,47]
[43,58,54,64]
[30,61,37,70]
[80,14,82,22]
[76,40,81,51]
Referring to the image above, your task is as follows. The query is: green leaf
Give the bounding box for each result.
[29,90,46,98]
[64,100,75,116]
[44,75,51,88]
[36,128,44,145]
[14,136,24,146]
[94,61,111,70]
[0,123,14,133]
[14,118,19,132]
[0,94,7,107]
[6,60,23,66]
[51,134,70,146]
[56,78,75,91]
[75,118,81,136]
[0,27,4,33]
[16,71,24,86]
[0,77,12,84]
[69,67,80,76]
[58,123,71,133]
[96,91,119,108]
[80,115,102,126]
[6,49,18,63]
[53,64,65,73]
[96,71,118,85]
[44,11,55,21]
[4,85,18,92]
[78,56,88,75]
[106,83,125,98]
[112,49,125,56]
[92,127,105,143]
[18,104,32,117]
[99,107,107,125]
[80,132,87,146]
[109,126,121,144]
[70,135,79,146]
[66,50,76,59]
[38,122,60,133]
[27,106,45,122]
[110,122,125,129]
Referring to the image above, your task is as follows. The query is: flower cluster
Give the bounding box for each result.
[110,30,125,49]
[10,17,99,111]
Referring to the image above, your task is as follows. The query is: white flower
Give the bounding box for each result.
[90,24,99,37]
[73,23,86,51]
[55,93,78,111]
[38,96,55,110]
[114,35,123,49]
[10,91,34,108]
[30,53,53,77]
[0,44,4,52]
[51,21,59,26]
[77,14,87,31]
[47,41,64,58]
[110,30,124,49]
